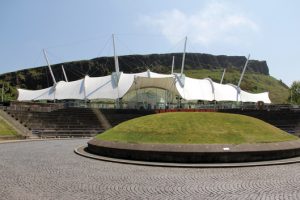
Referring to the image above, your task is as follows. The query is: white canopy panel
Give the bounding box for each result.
[17,70,271,103]
[213,82,239,102]
[55,80,85,100]
[176,77,214,101]
[118,73,136,97]
[85,73,135,100]
[17,86,55,101]
[240,91,271,103]
[85,75,118,100]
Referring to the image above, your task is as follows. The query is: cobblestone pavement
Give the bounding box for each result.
[0,139,300,200]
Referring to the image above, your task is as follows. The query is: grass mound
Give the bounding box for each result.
[0,118,17,137]
[96,112,298,144]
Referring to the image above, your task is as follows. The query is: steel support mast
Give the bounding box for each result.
[112,34,120,74]
[180,37,187,77]
[112,34,120,108]
[220,68,226,84]
[171,56,175,74]
[61,65,68,82]
[43,49,57,85]
[1,84,3,102]
[238,54,250,88]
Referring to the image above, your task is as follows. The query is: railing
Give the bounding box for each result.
[5,100,300,113]
[7,101,64,112]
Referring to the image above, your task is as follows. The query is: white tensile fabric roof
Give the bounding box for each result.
[176,77,214,101]
[17,70,271,103]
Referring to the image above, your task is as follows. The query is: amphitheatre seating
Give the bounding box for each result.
[100,109,155,127]
[5,104,299,138]
[7,107,105,138]
[6,107,154,138]
[220,109,300,135]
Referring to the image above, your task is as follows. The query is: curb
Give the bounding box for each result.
[0,137,91,145]
[74,145,300,168]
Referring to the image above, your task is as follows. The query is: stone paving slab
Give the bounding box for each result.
[1,139,300,199]
[0,137,92,144]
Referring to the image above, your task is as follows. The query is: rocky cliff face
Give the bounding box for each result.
[0,53,269,90]
[111,53,269,75]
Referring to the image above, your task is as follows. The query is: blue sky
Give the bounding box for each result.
[0,0,299,86]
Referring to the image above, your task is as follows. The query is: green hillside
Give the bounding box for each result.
[0,118,17,137]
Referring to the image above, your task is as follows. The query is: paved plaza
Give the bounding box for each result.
[0,139,300,200]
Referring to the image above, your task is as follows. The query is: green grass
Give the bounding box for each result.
[0,118,17,137]
[183,69,289,104]
[96,112,298,144]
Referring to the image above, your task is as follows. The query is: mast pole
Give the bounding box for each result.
[112,34,120,73]
[237,54,250,88]
[1,84,3,102]
[220,68,226,84]
[236,54,250,103]
[43,49,57,85]
[171,56,175,74]
[112,34,120,108]
[61,65,68,82]
[180,36,187,77]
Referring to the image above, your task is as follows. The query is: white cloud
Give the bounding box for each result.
[140,2,259,46]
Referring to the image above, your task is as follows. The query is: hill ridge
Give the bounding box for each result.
[0,52,268,88]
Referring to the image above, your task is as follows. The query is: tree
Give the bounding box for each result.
[0,81,17,102]
[290,81,300,104]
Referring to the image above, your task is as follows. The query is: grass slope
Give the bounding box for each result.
[184,69,289,104]
[97,112,298,144]
[0,118,17,136]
